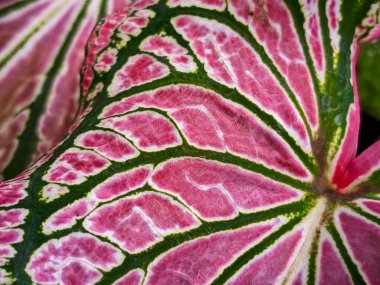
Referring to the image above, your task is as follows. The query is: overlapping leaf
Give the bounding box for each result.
[0,0,132,181]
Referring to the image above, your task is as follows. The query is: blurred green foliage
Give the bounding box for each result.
[357,39,380,121]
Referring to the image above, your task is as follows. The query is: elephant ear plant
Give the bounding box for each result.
[0,0,380,284]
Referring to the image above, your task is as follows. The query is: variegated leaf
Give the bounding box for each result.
[1,0,380,284]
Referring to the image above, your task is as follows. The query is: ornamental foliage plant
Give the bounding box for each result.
[0,0,380,284]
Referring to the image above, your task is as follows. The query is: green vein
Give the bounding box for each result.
[164,18,206,71]
[327,220,366,285]
[98,0,107,19]
[307,228,320,285]
[318,0,334,80]
[0,0,36,17]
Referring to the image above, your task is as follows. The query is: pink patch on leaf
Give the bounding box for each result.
[151,158,302,221]
[43,198,97,234]
[44,164,85,185]
[60,260,102,285]
[0,245,16,258]
[119,9,155,36]
[0,180,28,207]
[58,148,109,175]
[108,54,169,96]
[94,48,118,73]
[84,192,200,253]
[0,229,23,246]
[75,130,139,162]
[0,209,28,228]
[100,111,182,151]
[91,165,152,201]
[328,0,339,30]
[173,16,233,86]
[44,148,109,185]
[326,0,341,51]
[26,233,124,284]
[302,0,325,77]
[171,106,225,151]
[114,268,145,285]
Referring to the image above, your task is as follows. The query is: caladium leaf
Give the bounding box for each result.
[1,0,380,284]
[0,0,132,181]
